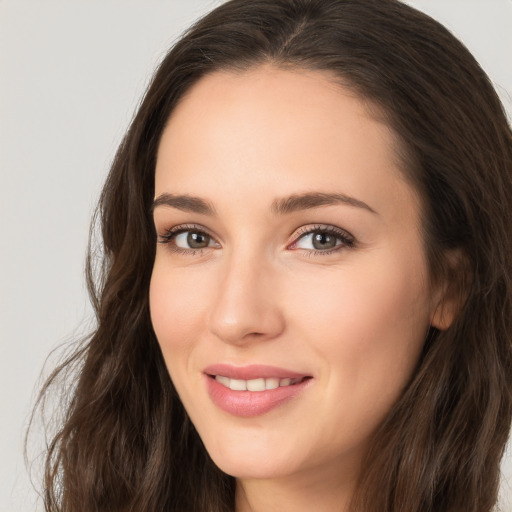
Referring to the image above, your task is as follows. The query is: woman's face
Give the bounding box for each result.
[150,66,444,484]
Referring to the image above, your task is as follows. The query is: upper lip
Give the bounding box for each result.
[204,363,310,380]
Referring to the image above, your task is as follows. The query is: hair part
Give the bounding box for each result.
[34,1,512,511]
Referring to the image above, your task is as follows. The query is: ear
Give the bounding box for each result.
[430,250,468,331]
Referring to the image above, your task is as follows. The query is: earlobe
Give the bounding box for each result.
[429,251,468,331]
[430,297,456,331]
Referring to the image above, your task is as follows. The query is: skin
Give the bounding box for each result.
[150,65,451,512]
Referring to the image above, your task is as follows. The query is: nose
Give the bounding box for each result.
[207,250,285,345]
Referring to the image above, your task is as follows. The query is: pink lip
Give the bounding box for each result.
[204,364,312,417]
[204,363,308,380]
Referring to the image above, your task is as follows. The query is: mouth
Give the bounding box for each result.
[203,364,313,417]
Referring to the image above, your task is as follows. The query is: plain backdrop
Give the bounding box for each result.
[1,1,511,511]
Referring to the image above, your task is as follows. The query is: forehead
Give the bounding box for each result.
[155,65,417,223]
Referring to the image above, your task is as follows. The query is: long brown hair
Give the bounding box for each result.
[34,1,512,510]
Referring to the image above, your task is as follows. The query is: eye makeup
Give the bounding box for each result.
[157,222,356,258]
[288,224,355,256]
[157,223,218,256]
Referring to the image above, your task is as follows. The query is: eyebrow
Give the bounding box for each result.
[152,191,377,216]
[270,192,377,215]
[152,193,216,215]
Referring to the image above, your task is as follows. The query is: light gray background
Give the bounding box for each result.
[1,1,511,511]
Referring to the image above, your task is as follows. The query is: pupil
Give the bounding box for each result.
[313,232,336,250]
[187,232,209,248]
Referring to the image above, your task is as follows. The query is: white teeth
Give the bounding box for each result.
[216,375,230,387]
[247,378,265,391]
[265,378,279,390]
[214,375,303,391]
[229,378,247,391]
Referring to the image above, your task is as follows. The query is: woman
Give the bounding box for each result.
[37,0,512,511]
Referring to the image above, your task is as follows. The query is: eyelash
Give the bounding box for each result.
[157,224,215,256]
[291,224,355,256]
[157,223,356,257]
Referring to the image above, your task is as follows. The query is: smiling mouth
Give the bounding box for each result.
[209,375,310,392]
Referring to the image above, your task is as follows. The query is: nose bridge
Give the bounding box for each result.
[208,243,284,344]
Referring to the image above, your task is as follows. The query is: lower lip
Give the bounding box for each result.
[206,375,312,417]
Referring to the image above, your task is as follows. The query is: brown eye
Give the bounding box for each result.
[292,226,355,254]
[186,232,211,248]
[311,232,337,250]
[158,227,219,252]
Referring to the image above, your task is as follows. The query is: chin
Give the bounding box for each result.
[201,434,299,480]
[211,454,289,480]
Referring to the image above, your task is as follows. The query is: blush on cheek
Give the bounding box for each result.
[150,267,200,346]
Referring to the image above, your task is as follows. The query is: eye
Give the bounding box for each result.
[290,225,355,254]
[174,231,215,249]
[158,224,220,253]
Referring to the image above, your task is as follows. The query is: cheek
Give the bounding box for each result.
[149,261,207,366]
[149,260,216,417]
[293,253,429,339]
[290,251,430,414]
